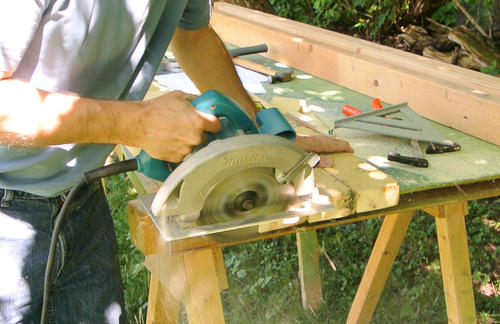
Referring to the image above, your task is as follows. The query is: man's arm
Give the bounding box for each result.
[0,75,220,162]
[170,24,260,120]
[170,24,354,157]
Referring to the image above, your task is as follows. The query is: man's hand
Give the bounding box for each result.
[294,134,354,168]
[129,91,221,162]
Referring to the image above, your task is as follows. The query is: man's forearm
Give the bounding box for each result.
[0,78,221,162]
[0,78,132,146]
[170,24,259,120]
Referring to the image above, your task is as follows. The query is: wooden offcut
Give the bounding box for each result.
[211,3,500,146]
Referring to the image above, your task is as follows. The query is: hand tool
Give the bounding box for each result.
[371,98,383,110]
[136,90,334,242]
[425,142,462,154]
[370,99,429,168]
[308,100,459,167]
[232,56,294,83]
[228,43,269,57]
[161,44,270,74]
[227,43,294,83]
[334,102,460,147]
[387,152,429,167]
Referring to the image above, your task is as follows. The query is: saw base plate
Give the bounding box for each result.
[139,193,335,242]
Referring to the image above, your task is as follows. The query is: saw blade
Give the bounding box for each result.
[139,192,336,242]
[149,134,327,242]
[196,167,295,241]
[151,135,311,220]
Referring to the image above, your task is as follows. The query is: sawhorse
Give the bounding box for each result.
[127,179,498,323]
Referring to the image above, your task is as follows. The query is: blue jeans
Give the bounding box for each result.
[0,181,128,324]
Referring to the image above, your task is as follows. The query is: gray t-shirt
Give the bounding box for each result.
[0,0,210,196]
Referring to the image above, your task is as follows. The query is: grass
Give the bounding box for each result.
[105,174,499,324]
[104,174,149,324]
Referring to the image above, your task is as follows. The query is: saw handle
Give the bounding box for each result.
[137,90,296,181]
[138,90,258,181]
[192,90,295,141]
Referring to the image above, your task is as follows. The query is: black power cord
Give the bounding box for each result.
[40,158,139,324]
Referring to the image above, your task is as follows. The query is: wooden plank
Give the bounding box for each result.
[296,230,323,311]
[211,3,500,146]
[434,202,477,323]
[183,249,226,324]
[347,211,414,323]
[128,179,499,255]
[266,95,399,217]
[288,116,400,215]
[321,156,400,213]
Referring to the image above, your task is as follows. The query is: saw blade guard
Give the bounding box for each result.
[150,135,317,230]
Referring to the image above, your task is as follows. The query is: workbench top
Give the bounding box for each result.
[245,54,500,194]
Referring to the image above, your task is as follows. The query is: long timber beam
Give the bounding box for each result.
[211,3,500,146]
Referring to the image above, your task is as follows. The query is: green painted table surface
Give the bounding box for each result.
[246,54,500,194]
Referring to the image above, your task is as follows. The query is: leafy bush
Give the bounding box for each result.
[269,0,448,38]
[269,0,498,39]
[432,0,498,35]
[481,60,500,76]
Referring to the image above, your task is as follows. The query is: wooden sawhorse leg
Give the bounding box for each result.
[145,248,227,324]
[297,230,323,311]
[347,211,414,323]
[348,202,477,324]
[426,202,476,323]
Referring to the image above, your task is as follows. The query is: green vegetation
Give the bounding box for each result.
[105,175,148,324]
[268,0,498,40]
[481,60,500,76]
[269,0,442,37]
[106,175,499,324]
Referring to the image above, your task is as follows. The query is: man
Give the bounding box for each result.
[0,1,352,323]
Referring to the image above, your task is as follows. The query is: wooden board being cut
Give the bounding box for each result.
[287,115,399,217]
[126,82,399,238]
[251,95,399,230]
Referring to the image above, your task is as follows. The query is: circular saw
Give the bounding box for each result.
[137,90,335,242]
